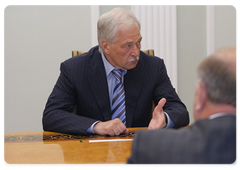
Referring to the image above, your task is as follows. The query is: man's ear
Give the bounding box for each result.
[195,83,207,113]
[101,40,110,54]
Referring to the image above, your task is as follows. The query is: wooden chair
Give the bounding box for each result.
[72,49,154,57]
[72,50,87,57]
[72,49,155,111]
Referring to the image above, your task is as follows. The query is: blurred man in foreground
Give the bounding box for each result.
[128,47,236,164]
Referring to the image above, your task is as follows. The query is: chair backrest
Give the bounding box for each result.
[141,49,154,56]
[72,49,154,57]
[72,51,87,57]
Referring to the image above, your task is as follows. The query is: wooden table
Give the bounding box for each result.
[4,127,146,164]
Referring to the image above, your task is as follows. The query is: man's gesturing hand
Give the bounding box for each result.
[93,118,129,136]
[148,98,167,129]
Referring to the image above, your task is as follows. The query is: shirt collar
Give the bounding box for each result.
[209,112,236,119]
[101,52,127,76]
[101,52,115,77]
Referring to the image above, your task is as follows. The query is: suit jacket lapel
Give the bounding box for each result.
[87,52,111,121]
[124,61,142,127]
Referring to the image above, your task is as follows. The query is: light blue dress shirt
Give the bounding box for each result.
[101,53,127,108]
[87,53,174,134]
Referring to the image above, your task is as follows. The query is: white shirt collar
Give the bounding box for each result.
[101,52,127,76]
[101,52,115,77]
[209,113,236,119]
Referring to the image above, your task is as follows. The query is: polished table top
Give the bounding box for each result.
[4,127,147,164]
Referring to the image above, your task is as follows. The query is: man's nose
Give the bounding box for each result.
[131,44,140,56]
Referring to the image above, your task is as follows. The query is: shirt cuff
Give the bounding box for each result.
[163,112,175,128]
[87,121,100,134]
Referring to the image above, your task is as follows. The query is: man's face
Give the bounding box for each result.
[103,23,142,70]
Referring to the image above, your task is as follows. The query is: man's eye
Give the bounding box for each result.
[137,41,141,47]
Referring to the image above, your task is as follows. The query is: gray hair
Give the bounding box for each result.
[97,8,140,53]
[197,47,236,107]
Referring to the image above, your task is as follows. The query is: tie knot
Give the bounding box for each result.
[112,69,124,82]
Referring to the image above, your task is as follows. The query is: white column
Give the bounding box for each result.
[132,5,178,90]
[207,6,215,56]
[91,5,100,47]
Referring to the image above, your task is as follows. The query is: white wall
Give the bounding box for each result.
[177,6,208,124]
[177,6,236,124]
[4,5,236,132]
[215,6,236,49]
[4,6,92,132]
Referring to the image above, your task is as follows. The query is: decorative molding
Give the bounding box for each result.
[207,6,215,56]
[132,5,178,90]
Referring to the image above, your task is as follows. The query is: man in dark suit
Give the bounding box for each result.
[128,47,236,164]
[42,8,189,136]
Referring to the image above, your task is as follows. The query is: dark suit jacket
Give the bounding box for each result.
[43,46,189,135]
[128,115,236,164]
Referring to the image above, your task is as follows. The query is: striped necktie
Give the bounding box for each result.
[111,69,126,125]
